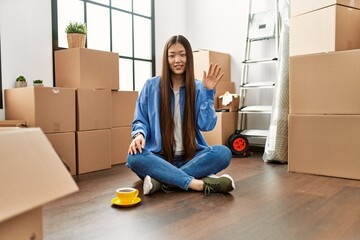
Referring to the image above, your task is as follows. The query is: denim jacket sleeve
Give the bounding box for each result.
[195,80,217,131]
[131,81,150,139]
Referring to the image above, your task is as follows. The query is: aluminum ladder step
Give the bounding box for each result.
[248,35,276,42]
[241,129,268,138]
[241,81,275,89]
[240,106,272,113]
[243,58,278,64]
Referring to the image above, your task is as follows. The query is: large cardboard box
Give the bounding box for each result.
[0,128,78,239]
[46,132,76,175]
[288,114,360,180]
[112,91,138,127]
[77,129,111,174]
[291,0,360,17]
[290,49,360,114]
[55,48,119,90]
[290,5,360,57]
[5,87,76,133]
[111,127,132,165]
[77,89,112,131]
[202,112,237,145]
[193,50,231,82]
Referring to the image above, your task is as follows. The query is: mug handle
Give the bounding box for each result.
[134,189,139,198]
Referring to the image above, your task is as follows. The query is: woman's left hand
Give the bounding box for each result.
[202,63,224,90]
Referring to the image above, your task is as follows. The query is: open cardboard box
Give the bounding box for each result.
[0,128,79,239]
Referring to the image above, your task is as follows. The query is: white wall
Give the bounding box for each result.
[186,0,248,89]
[154,0,249,86]
[0,0,53,120]
[154,0,187,76]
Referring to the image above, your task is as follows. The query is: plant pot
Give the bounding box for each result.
[15,81,27,88]
[33,83,44,87]
[67,33,86,48]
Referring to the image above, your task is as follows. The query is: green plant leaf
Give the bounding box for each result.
[65,21,87,34]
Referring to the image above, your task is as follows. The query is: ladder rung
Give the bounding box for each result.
[248,35,276,42]
[243,58,278,64]
[241,129,268,138]
[241,81,275,89]
[240,106,272,113]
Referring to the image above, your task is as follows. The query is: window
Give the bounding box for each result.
[51,0,155,92]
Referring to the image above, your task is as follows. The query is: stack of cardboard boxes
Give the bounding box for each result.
[5,48,138,175]
[289,1,360,180]
[5,87,77,175]
[194,50,238,145]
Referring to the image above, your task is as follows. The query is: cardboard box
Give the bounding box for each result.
[111,127,132,165]
[0,120,26,127]
[193,50,231,82]
[5,87,76,133]
[46,132,76,175]
[0,128,78,239]
[55,48,119,90]
[0,207,42,240]
[289,114,360,180]
[290,5,360,57]
[77,89,112,131]
[202,112,238,145]
[218,92,240,112]
[291,0,360,17]
[290,49,360,114]
[112,91,138,127]
[215,81,235,109]
[77,129,111,174]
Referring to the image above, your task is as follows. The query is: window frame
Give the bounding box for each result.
[51,0,155,91]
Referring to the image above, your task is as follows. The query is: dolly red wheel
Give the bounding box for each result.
[227,133,250,156]
[233,138,247,152]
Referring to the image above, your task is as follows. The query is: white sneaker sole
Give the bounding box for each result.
[143,175,153,195]
[207,174,235,190]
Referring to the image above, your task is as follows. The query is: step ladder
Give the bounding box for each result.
[227,0,279,157]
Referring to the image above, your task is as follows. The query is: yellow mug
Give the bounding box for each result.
[116,187,139,203]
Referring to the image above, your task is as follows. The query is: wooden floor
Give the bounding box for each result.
[43,153,360,240]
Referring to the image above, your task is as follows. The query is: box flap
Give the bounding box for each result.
[0,128,79,223]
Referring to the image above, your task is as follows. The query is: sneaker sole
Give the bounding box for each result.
[207,174,235,190]
[143,175,153,195]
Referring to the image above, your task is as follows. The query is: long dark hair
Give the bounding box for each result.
[160,35,196,163]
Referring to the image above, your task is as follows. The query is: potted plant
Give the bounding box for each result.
[65,21,87,48]
[15,75,27,88]
[33,79,44,87]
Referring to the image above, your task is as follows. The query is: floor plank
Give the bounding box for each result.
[43,153,360,240]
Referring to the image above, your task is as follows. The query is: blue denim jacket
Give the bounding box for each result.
[131,76,217,153]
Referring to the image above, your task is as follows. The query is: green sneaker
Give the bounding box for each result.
[143,175,163,195]
[202,174,235,195]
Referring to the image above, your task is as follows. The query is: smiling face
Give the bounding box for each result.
[167,42,187,76]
